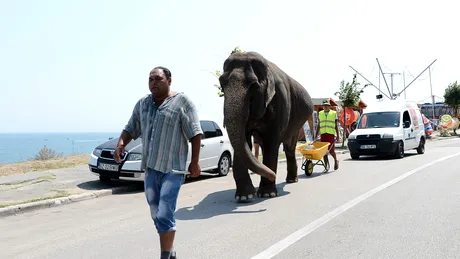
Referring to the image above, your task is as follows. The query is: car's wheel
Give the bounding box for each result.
[416,137,425,154]
[217,152,231,176]
[99,175,111,182]
[394,141,404,159]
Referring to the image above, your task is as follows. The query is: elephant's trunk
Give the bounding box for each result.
[224,91,276,182]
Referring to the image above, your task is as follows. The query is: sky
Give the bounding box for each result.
[0,0,458,133]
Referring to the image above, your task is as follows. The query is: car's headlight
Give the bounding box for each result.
[348,134,356,140]
[382,133,393,139]
[92,148,102,157]
[127,153,142,161]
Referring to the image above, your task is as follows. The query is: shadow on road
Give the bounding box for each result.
[76,180,144,194]
[298,171,332,179]
[183,173,220,185]
[175,182,290,220]
[342,152,418,162]
[76,172,222,195]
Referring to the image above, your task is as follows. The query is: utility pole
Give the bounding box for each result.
[383,72,401,98]
[349,65,391,100]
[429,67,435,121]
[397,59,437,96]
[376,58,393,99]
[403,71,406,99]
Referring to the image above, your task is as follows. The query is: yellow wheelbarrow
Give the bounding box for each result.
[296,141,333,176]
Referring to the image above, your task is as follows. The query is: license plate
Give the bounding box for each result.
[98,162,119,172]
[360,145,376,149]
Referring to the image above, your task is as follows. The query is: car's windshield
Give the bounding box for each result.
[357,112,400,129]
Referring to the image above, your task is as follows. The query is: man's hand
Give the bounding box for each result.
[114,146,125,163]
[188,161,201,177]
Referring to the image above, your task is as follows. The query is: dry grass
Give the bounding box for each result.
[0,154,89,177]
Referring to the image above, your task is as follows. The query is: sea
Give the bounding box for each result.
[0,132,119,164]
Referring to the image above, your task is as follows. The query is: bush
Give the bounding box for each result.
[33,145,63,161]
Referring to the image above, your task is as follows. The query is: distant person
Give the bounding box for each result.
[315,100,339,171]
[114,66,203,259]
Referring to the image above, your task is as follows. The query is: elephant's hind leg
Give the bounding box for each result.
[233,154,256,203]
[284,135,299,183]
[257,142,279,198]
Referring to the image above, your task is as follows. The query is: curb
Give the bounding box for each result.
[427,136,459,141]
[0,185,139,218]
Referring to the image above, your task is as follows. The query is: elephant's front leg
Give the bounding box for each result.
[257,143,279,198]
[284,136,299,183]
[233,153,256,202]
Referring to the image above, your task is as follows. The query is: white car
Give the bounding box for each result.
[88,120,233,182]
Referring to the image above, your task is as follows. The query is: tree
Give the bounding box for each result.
[214,46,246,97]
[33,145,63,160]
[443,81,460,135]
[443,81,460,118]
[334,74,368,147]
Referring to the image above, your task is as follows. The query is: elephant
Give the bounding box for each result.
[219,51,314,202]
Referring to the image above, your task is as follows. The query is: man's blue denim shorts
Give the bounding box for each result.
[144,167,184,234]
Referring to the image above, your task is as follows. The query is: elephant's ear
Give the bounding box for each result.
[251,59,275,108]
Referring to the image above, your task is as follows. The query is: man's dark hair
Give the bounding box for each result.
[154,66,171,79]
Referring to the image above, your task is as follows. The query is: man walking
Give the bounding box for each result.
[114,66,203,259]
[315,99,339,171]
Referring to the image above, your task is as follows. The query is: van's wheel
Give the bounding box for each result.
[99,175,111,182]
[217,153,231,176]
[416,137,425,154]
[394,141,404,159]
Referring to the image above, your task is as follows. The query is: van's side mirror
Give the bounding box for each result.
[404,121,410,128]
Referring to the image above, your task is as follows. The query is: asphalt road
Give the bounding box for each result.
[1,139,460,259]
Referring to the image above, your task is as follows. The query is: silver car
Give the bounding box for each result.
[88,120,234,182]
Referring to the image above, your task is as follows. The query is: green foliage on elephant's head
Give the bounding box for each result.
[443,81,460,117]
[215,46,246,97]
[334,74,368,108]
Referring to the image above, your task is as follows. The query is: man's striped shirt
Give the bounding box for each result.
[123,92,203,174]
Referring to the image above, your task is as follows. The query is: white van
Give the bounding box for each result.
[347,99,426,159]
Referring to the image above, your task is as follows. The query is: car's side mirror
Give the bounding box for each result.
[404,121,410,128]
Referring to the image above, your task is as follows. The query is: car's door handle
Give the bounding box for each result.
[220,140,224,144]
[411,128,414,132]
[201,144,204,147]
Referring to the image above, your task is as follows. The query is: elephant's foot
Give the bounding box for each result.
[286,176,298,183]
[256,182,278,198]
[235,183,256,203]
[285,160,298,183]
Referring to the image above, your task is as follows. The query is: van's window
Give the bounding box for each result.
[357,112,400,129]
[402,111,411,128]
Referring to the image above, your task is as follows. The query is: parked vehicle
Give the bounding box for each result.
[347,99,426,159]
[88,119,233,182]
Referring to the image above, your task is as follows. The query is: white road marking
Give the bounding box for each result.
[251,150,460,259]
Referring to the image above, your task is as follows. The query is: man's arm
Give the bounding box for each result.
[180,96,204,176]
[335,112,340,140]
[114,101,141,163]
[189,134,201,163]
[315,120,320,140]
[117,130,133,148]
